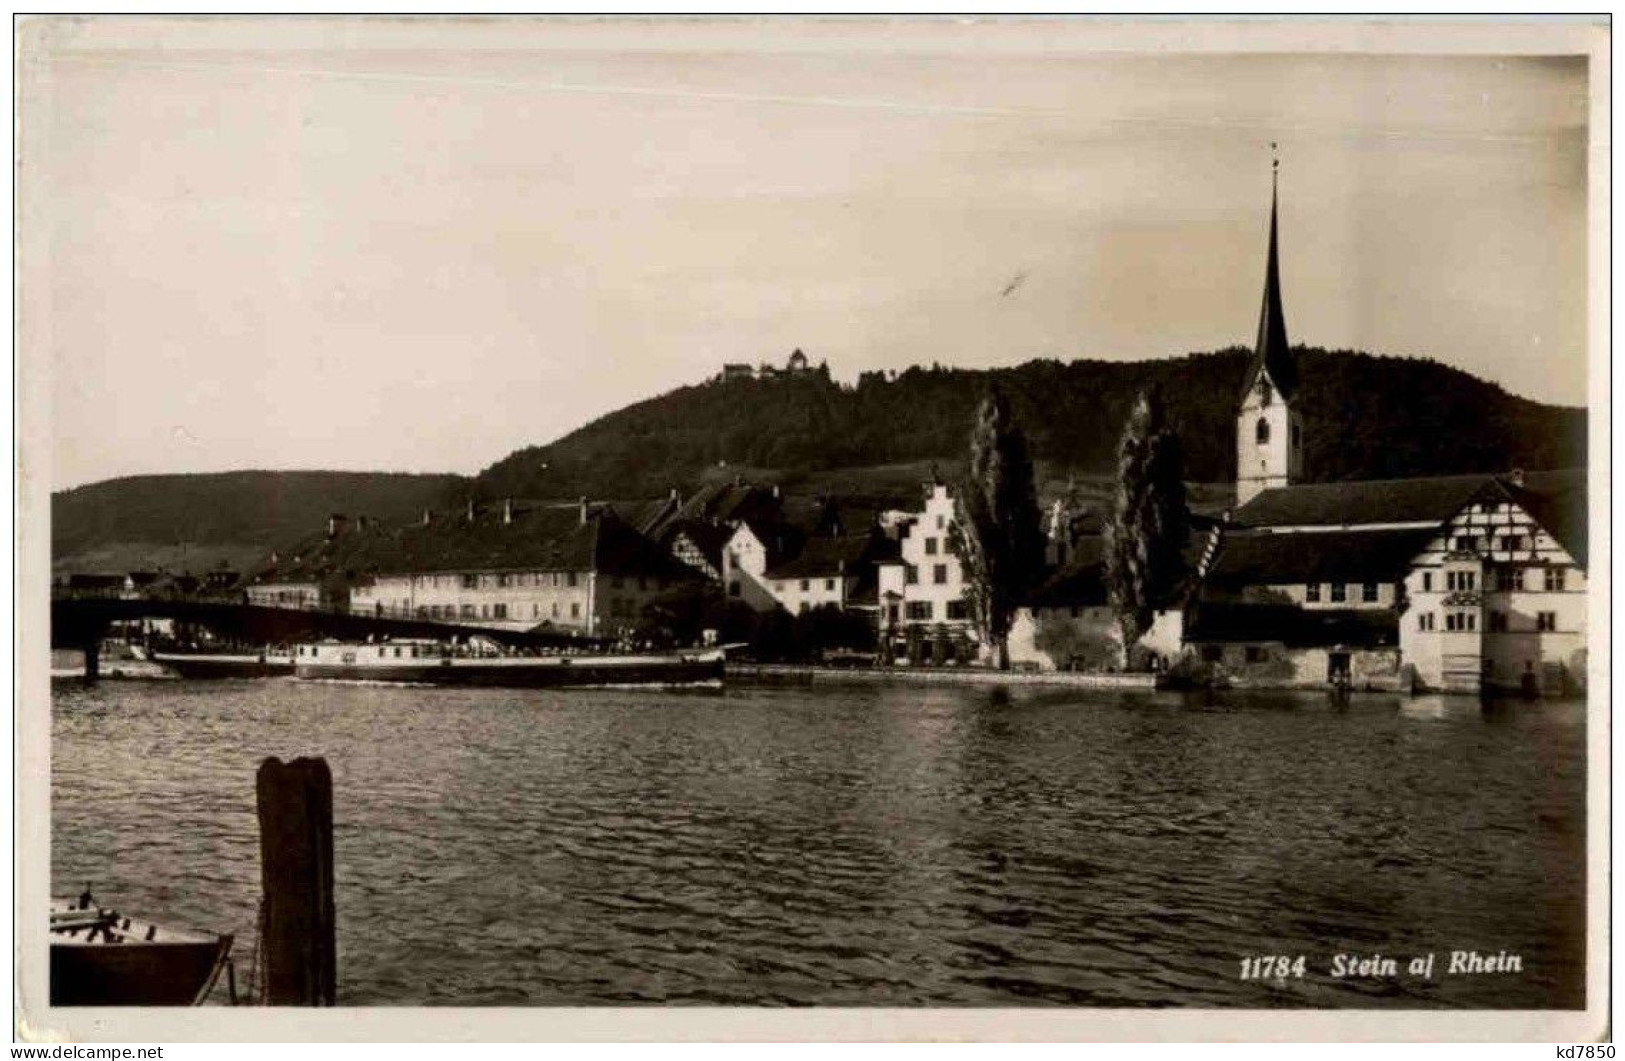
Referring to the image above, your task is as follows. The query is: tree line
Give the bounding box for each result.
[472,347,1585,502]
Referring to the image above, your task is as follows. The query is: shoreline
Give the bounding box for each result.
[727,662,1159,690]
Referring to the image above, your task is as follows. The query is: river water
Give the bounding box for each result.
[50,679,1586,1008]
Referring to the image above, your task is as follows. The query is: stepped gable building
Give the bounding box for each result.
[876,481,978,662]
[1190,163,1588,695]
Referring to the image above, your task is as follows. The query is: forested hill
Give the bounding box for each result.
[53,471,466,572]
[473,348,1587,500]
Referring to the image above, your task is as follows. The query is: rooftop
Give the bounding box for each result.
[1205,526,1438,586]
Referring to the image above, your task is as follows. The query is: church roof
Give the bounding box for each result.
[1240,172,1297,402]
[1205,527,1438,586]
[1233,474,1499,529]
[1228,468,1588,568]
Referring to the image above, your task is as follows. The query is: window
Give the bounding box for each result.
[1201,645,1223,662]
[1422,571,1433,592]
[1362,582,1379,603]
[552,602,560,618]
[1418,612,1435,632]
[1258,381,1273,407]
[533,604,540,619]
[1245,646,1266,663]
[570,603,580,619]
[947,600,968,621]
[1499,534,1526,553]
[567,573,578,588]
[797,578,809,592]
[1445,611,1477,633]
[1306,582,1321,603]
[1545,567,1566,591]
[497,574,510,588]
[1488,610,1507,632]
[461,574,478,589]
[904,564,919,586]
[1453,535,1479,553]
[728,581,741,598]
[1330,583,1346,603]
[493,603,507,619]
[799,602,809,614]
[825,579,836,591]
[906,601,932,621]
[461,604,476,618]
[933,564,948,585]
[1537,611,1557,632]
[936,515,945,530]
[1447,571,1477,592]
[924,537,938,555]
[774,581,784,593]
[1502,567,1525,591]
[1256,418,1270,444]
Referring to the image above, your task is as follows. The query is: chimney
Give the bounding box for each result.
[503,498,514,524]
[422,508,432,526]
[327,513,347,539]
[465,498,476,523]
[669,487,679,503]
[578,496,589,525]
[1509,468,1526,487]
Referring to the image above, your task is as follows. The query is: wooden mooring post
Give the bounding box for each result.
[255,756,336,1005]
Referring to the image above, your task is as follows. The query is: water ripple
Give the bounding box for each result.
[50,681,1585,1008]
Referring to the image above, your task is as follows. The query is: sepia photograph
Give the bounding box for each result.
[15,14,1609,1043]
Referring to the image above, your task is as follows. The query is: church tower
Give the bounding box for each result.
[1235,154,1303,507]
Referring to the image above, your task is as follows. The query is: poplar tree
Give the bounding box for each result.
[948,386,1045,670]
[1105,387,1191,656]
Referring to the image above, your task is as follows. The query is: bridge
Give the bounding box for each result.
[51,593,598,680]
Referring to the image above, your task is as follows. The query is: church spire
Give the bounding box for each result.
[1245,146,1295,401]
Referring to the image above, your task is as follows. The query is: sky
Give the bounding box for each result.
[24,19,1593,491]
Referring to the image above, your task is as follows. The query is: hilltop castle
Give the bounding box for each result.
[719,348,817,382]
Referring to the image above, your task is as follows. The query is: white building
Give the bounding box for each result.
[876,482,976,660]
[764,534,876,615]
[260,500,694,638]
[1188,168,1586,695]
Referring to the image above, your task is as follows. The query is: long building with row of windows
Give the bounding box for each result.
[246,498,697,638]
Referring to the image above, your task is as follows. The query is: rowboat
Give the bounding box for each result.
[50,894,233,1006]
[292,639,726,688]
